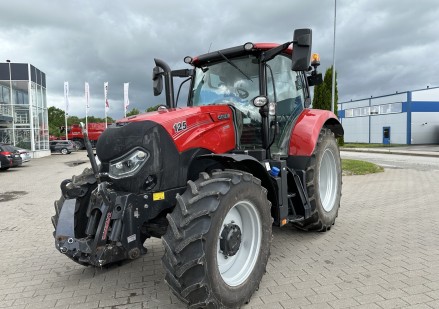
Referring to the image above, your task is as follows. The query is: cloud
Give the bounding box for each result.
[1,0,438,117]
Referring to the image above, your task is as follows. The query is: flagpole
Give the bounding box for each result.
[85,82,89,133]
[85,103,88,133]
[124,82,129,118]
[331,0,337,113]
[64,81,69,140]
[104,82,108,128]
[65,114,68,140]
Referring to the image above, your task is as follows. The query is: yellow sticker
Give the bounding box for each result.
[153,192,165,201]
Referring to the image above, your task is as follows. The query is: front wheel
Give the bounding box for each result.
[61,148,69,155]
[292,127,342,232]
[162,170,272,308]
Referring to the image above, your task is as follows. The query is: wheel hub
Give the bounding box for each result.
[219,222,241,257]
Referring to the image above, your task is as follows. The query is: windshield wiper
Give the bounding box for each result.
[217,51,253,82]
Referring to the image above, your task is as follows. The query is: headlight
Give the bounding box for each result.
[109,149,149,179]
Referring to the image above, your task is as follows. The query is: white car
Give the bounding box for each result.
[10,146,32,163]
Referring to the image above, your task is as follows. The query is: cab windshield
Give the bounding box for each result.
[191,56,261,123]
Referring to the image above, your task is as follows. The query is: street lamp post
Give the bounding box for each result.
[7,60,15,145]
[331,0,337,114]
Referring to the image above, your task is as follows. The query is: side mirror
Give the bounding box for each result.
[307,73,323,86]
[291,28,312,71]
[152,66,163,96]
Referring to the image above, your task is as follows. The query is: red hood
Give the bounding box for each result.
[117,105,236,153]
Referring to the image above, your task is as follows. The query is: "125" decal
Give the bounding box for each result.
[173,121,187,133]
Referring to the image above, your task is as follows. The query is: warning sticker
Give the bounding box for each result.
[153,192,165,201]
[127,234,136,243]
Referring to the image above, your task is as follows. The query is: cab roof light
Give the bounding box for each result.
[184,56,193,64]
[244,42,254,51]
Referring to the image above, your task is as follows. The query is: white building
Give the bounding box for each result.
[338,87,439,144]
[0,62,50,157]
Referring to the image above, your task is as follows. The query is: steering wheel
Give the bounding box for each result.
[235,87,249,99]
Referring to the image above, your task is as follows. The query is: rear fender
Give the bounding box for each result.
[192,154,279,210]
[289,109,343,156]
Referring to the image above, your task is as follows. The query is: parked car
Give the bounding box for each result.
[8,145,32,163]
[49,140,76,155]
[0,144,23,167]
[0,153,12,171]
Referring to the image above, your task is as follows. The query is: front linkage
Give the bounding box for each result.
[53,171,147,266]
[53,125,148,267]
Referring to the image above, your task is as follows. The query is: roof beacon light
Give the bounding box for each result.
[184,56,193,64]
[311,53,320,67]
[244,42,254,51]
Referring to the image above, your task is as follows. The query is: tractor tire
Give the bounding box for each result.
[162,170,272,308]
[292,127,342,232]
[74,139,85,150]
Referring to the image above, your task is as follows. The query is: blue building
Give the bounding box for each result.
[338,87,439,144]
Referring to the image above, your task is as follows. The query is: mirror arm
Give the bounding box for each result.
[154,58,175,108]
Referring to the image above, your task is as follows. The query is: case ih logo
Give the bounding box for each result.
[217,113,230,120]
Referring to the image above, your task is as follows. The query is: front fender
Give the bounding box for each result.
[195,154,278,208]
[289,109,343,156]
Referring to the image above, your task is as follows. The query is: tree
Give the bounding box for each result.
[67,116,80,126]
[146,104,161,112]
[48,106,65,137]
[311,66,343,145]
[126,108,140,117]
[48,106,117,137]
[312,66,338,114]
[312,82,324,110]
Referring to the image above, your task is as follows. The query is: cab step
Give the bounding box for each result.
[288,215,304,223]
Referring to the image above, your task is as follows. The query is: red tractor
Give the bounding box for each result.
[66,122,106,148]
[52,28,343,308]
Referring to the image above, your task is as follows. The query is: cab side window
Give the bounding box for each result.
[267,55,306,156]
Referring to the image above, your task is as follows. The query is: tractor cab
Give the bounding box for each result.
[190,48,308,156]
[153,29,322,160]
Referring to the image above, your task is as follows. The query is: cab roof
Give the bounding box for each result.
[192,43,292,67]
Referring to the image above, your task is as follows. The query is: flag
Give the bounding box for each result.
[85,82,90,109]
[64,81,69,116]
[104,82,109,111]
[124,83,130,111]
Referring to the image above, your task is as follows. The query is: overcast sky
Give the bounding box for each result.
[1,0,439,119]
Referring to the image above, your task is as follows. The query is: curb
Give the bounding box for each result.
[340,148,439,158]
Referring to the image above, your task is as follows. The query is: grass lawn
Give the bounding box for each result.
[341,159,384,176]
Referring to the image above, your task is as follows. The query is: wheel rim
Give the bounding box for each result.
[217,200,261,286]
[319,148,338,212]
[61,149,67,154]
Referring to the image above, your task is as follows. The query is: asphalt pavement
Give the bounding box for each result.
[1,151,439,308]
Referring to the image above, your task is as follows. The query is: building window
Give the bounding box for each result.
[344,102,402,118]
[380,102,402,114]
[360,107,370,116]
[370,105,379,115]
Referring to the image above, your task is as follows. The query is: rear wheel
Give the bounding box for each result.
[74,140,85,150]
[61,148,69,155]
[292,127,342,232]
[162,170,272,308]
